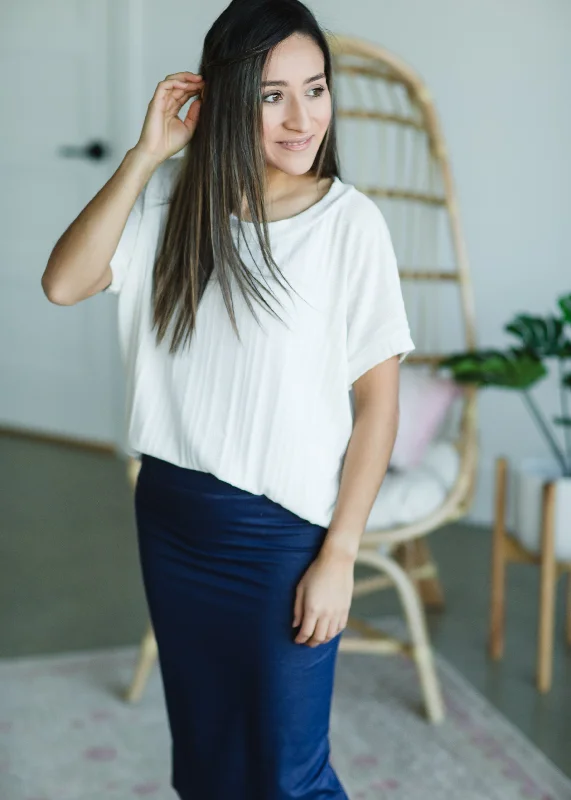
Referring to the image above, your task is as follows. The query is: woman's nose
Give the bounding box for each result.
[284,96,311,131]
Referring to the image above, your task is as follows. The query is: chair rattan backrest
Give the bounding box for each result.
[327,34,477,369]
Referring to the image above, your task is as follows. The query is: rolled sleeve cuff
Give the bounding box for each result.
[347,328,415,387]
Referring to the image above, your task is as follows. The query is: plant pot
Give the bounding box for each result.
[513,457,571,561]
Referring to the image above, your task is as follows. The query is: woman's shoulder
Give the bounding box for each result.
[334,178,389,236]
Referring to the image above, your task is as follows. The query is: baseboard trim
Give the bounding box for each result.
[0,425,117,455]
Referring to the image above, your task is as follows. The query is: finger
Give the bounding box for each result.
[164,71,203,82]
[173,80,204,95]
[170,79,204,95]
[184,98,201,129]
[156,78,204,99]
[327,617,341,640]
[292,587,304,629]
[172,85,203,108]
[295,611,318,644]
[159,81,204,110]
[306,616,331,648]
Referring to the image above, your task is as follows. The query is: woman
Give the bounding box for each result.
[42,0,415,797]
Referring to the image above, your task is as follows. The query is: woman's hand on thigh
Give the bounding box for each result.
[292,550,353,647]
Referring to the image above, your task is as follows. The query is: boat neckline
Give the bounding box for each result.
[229,175,345,232]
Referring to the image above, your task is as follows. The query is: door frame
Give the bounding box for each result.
[106,0,145,459]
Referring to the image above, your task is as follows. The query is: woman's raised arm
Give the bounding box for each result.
[41,72,203,305]
[41,148,158,305]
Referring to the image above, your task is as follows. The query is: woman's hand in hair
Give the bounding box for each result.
[134,71,204,165]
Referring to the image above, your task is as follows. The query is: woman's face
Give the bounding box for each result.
[261,33,332,177]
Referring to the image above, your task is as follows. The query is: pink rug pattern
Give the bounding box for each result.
[1,618,570,799]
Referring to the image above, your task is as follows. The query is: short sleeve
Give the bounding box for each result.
[101,184,145,295]
[102,157,183,295]
[346,199,415,387]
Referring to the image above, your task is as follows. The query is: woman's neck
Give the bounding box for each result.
[238,169,332,223]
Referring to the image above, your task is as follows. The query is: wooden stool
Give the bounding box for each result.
[489,456,571,692]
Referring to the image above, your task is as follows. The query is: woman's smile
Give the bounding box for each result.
[278,134,314,151]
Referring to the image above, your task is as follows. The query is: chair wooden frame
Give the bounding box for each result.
[123,35,480,725]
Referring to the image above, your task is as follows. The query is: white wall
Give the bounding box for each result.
[130,0,571,526]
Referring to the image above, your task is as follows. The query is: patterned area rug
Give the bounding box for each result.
[1,617,570,800]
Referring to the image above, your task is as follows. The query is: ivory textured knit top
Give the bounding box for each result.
[104,158,415,527]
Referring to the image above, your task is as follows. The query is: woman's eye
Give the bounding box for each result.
[262,85,326,103]
[262,92,282,103]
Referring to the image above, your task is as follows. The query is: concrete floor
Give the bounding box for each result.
[2,434,570,777]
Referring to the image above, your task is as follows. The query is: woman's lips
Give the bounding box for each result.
[278,135,313,151]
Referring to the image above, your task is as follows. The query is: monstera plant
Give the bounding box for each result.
[436,292,571,479]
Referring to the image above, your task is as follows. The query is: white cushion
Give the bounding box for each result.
[365,438,461,531]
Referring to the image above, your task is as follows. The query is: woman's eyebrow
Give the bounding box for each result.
[261,72,325,87]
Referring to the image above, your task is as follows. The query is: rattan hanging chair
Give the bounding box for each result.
[123,35,479,724]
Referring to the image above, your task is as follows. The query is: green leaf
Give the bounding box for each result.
[436,347,546,389]
[558,293,571,326]
[504,314,564,356]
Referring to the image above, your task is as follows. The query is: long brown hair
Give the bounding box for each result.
[151,0,341,354]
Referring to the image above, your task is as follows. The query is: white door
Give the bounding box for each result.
[0,1,126,447]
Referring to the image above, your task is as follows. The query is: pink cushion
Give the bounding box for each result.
[390,368,463,470]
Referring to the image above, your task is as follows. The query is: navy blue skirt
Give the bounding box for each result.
[134,453,348,800]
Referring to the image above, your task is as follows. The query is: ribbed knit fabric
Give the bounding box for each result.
[104,158,415,526]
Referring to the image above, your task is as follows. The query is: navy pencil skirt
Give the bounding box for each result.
[134,453,349,800]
